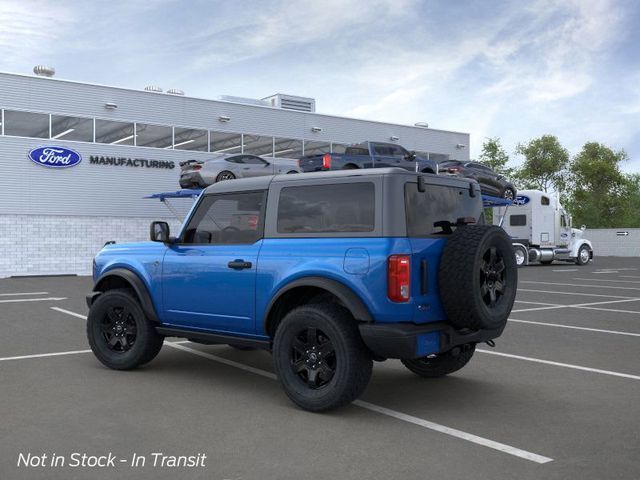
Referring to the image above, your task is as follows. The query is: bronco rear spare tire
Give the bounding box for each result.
[438,225,517,330]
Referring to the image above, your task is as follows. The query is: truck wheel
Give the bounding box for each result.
[87,289,164,370]
[216,171,235,182]
[439,225,517,331]
[513,245,527,267]
[576,245,591,265]
[402,344,475,378]
[273,304,372,412]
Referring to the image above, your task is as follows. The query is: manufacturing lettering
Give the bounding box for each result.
[89,156,175,169]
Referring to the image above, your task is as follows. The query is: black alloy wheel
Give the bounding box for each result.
[290,326,336,389]
[87,289,164,370]
[480,246,506,308]
[101,305,138,352]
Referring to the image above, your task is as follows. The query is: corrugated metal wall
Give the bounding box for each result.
[586,228,640,257]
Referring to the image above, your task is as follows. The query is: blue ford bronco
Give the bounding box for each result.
[87,168,517,411]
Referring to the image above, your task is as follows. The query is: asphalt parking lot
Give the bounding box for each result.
[1,257,639,480]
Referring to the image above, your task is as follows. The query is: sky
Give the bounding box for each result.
[1,0,639,171]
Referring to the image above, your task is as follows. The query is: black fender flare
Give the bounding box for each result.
[263,276,373,333]
[89,268,160,323]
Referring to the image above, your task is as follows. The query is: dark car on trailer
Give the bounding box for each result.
[440,160,516,199]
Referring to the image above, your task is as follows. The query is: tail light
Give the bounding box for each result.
[448,167,460,174]
[322,153,331,169]
[192,165,202,170]
[388,255,411,302]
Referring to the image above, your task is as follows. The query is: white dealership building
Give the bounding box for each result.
[0,69,470,277]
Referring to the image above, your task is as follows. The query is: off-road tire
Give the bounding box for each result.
[273,304,372,412]
[87,289,164,370]
[402,344,476,378]
[438,225,517,330]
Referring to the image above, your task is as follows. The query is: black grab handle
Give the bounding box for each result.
[227,260,252,270]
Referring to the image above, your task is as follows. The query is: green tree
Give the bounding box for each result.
[478,137,513,176]
[514,135,569,192]
[566,142,630,228]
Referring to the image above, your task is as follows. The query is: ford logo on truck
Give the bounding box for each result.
[513,195,530,206]
[28,146,82,168]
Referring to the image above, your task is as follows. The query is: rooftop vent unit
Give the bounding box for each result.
[144,85,163,93]
[262,94,316,112]
[33,65,55,77]
[167,88,184,96]
[219,95,270,107]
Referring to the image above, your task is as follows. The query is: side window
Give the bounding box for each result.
[226,156,243,164]
[277,183,375,234]
[243,155,267,165]
[561,215,567,227]
[373,144,393,156]
[541,196,550,206]
[182,192,266,245]
[510,215,527,226]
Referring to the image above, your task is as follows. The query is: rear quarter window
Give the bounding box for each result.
[277,183,375,234]
[405,182,481,236]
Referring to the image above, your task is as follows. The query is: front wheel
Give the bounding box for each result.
[513,245,527,267]
[87,289,164,370]
[273,304,372,412]
[576,245,591,265]
[402,345,475,378]
[502,187,516,200]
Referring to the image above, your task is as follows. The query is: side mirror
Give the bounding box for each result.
[405,151,417,161]
[150,221,170,243]
[581,225,586,231]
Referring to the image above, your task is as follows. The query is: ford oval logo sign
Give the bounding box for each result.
[28,146,82,168]
[514,195,530,206]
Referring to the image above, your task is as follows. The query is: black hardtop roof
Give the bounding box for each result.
[202,167,472,194]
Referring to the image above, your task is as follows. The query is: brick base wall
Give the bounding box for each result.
[0,215,182,278]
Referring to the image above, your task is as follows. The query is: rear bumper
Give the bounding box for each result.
[179,172,205,188]
[359,321,504,359]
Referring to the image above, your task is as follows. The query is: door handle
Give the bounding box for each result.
[228,259,252,270]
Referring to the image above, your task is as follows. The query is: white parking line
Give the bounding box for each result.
[166,343,553,464]
[518,289,637,299]
[477,350,640,381]
[0,297,67,304]
[521,281,640,291]
[0,349,91,362]
[508,319,640,337]
[0,292,49,296]
[354,400,553,464]
[573,278,640,284]
[511,297,640,313]
[51,307,88,319]
[574,306,640,315]
[44,307,553,464]
[514,300,561,306]
[552,269,578,272]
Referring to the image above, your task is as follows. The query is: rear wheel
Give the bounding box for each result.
[273,304,372,412]
[87,289,164,370]
[402,345,475,378]
[216,171,236,182]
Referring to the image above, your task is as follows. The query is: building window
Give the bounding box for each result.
[244,134,274,156]
[135,123,172,149]
[273,137,303,158]
[51,115,93,142]
[303,140,330,156]
[95,119,135,145]
[3,110,49,138]
[210,131,243,154]
[173,127,208,151]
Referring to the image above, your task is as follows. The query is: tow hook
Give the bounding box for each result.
[485,340,496,348]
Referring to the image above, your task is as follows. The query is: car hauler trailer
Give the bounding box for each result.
[492,190,593,267]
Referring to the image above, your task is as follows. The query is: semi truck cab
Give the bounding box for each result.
[493,190,593,266]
